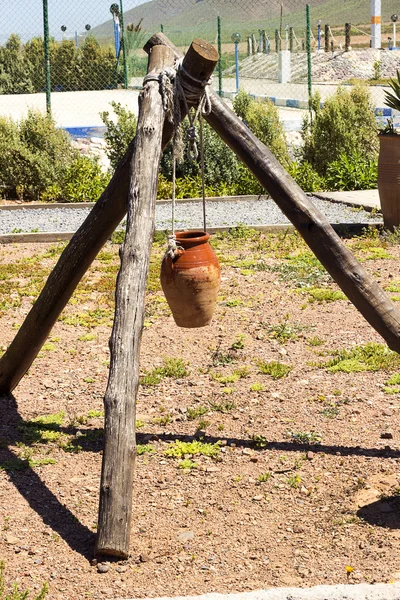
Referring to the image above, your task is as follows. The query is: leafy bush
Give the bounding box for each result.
[300,86,378,176]
[100,101,137,170]
[232,89,252,119]
[160,119,240,188]
[0,34,120,94]
[157,174,236,200]
[0,110,76,200]
[325,151,378,191]
[58,156,110,202]
[233,92,290,169]
[288,161,326,192]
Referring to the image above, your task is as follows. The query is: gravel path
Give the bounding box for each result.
[0,197,381,235]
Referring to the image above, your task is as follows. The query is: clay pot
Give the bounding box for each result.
[378,134,400,229]
[160,230,220,328]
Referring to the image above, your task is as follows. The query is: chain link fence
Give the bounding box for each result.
[3,1,400,116]
[1,0,400,201]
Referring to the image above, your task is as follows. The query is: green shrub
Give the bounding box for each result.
[61,156,110,202]
[232,89,253,119]
[238,95,291,169]
[100,101,137,170]
[160,119,240,188]
[288,161,326,192]
[300,87,378,176]
[325,151,378,191]
[157,173,236,200]
[0,110,77,201]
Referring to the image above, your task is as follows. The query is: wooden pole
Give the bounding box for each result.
[95,44,174,558]
[144,34,400,354]
[0,36,216,396]
[95,40,218,558]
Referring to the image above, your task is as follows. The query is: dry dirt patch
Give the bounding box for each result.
[0,228,400,600]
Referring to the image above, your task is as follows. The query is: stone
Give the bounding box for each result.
[177,530,195,542]
[97,563,110,573]
[381,431,394,439]
[5,534,20,545]
[139,553,150,563]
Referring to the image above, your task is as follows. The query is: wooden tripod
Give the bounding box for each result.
[1,33,400,557]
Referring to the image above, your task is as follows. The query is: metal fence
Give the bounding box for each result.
[1,1,400,134]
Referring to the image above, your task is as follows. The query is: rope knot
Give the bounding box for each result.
[166,234,184,259]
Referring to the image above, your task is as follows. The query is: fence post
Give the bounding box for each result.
[42,0,51,114]
[119,0,129,88]
[217,16,222,96]
[275,29,280,52]
[324,24,329,52]
[306,4,312,115]
[160,24,164,33]
[289,26,294,52]
[345,22,351,51]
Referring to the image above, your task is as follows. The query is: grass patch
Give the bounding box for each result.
[164,440,222,459]
[317,343,400,373]
[179,459,198,470]
[288,431,322,445]
[257,360,292,379]
[186,406,209,420]
[299,287,347,303]
[210,366,251,384]
[137,444,155,456]
[258,472,272,482]
[59,308,113,328]
[269,252,331,288]
[140,357,189,386]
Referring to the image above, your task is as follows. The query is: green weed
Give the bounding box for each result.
[270,252,331,288]
[0,560,48,599]
[186,406,208,420]
[287,474,301,488]
[164,440,222,459]
[299,287,347,303]
[230,335,245,350]
[268,315,301,343]
[137,444,155,456]
[179,459,198,470]
[258,472,272,482]
[140,357,189,386]
[317,343,400,373]
[250,382,266,392]
[252,434,268,448]
[307,336,325,347]
[257,360,292,379]
[288,431,322,445]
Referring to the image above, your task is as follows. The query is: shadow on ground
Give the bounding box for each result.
[2,391,399,559]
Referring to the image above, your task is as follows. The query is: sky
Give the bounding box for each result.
[0,0,147,44]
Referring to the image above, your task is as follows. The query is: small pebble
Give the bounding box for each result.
[97,563,110,574]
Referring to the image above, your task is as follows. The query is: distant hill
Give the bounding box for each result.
[91,0,400,45]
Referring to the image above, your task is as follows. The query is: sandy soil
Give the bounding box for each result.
[0,229,400,600]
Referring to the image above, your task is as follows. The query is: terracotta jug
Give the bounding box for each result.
[160,230,220,328]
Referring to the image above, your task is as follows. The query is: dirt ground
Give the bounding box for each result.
[1,227,400,600]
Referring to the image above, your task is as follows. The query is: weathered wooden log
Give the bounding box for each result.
[95,45,174,558]
[144,34,400,353]
[0,35,216,396]
[205,97,400,352]
[95,41,219,558]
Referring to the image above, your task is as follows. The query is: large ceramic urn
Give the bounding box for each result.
[378,134,400,229]
[160,230,221,328]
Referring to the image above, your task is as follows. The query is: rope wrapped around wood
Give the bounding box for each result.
[144,58,212,258]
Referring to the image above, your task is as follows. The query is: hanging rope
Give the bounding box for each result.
[150,57,211,258]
